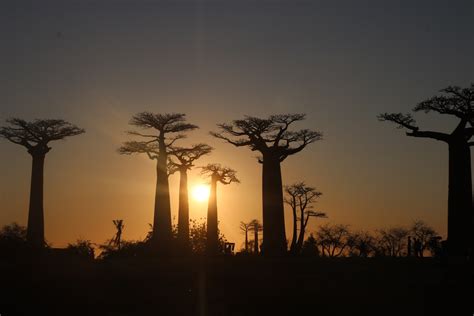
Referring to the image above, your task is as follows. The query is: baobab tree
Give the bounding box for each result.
[119,112,197,249]
[284,182,325,254]
[211,114,322,255]
[239,221,252,253]
[0,118,84,249]
[249,219,263,254]
[169,144,212,250]
[201,163,239,255]
[378,84,474,257]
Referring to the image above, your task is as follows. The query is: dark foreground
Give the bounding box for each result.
[0,256,472,316]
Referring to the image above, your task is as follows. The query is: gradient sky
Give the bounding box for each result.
[1,0,473,248]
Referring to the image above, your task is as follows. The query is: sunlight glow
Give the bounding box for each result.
[192,184,210,202]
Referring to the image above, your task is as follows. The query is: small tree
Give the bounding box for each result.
[284,183,325,254]
[317,223,351,257]
[201,164,239,255]
[378,84,474,257]
[109,220,124,250]
[67,239,95,259]
[212,114,322,255]
[169,144,212,250]
[376,227,409,257]
[119,112,197,249]
[239,221,252,253]
[0,118,84,248]
[301,234,319,257]
[188,218,227,255]
[410,220,437,258]
[0,222,27,242]
[347,231,376,257]
[249,219,263,254]
[299,210,327,252]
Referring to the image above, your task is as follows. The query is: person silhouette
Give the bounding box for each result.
[414,238,422,257]
[407,236,412,257]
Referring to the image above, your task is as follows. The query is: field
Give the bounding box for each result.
[0,255,472,316]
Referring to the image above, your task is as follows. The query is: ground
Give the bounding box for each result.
[0,255,472,316]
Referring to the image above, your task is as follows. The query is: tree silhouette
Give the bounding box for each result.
[211,114,322,255]
[378,84,474,257]
[346,231,376,257]
[0,118,84,249]
[301,233,319,256]
[409,220,437,258]
[169,144,212,250]
[249,219,263,254]
[201,163,239,255]
[119,112,197,250]
[317,223,351,257]
[284,182,324,254]
[298,210,326,253]
[284,184,300,253]
[109,220,124,250]
[239,221,252,253]
[67,239,95,259]
[183,218,228,255]
[376,227,409,257]
[0,222,28,256]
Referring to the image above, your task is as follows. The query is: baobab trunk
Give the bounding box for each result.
[262,155,287,255]
[206,178,218,255]
[177,168,190,249]
[244,231,249,252]
[152,138,172,248]
[253,225,259,254]
[290,206,297,254]
[447,140,472,257]
[295,210,308,253]
[26,152,46,248]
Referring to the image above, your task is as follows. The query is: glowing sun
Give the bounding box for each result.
[192,184,210,202]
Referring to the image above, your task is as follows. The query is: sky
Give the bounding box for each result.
[0,0,473,248]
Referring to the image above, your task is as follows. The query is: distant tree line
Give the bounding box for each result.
[0,218,441,260]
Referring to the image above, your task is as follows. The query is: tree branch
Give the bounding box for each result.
[406,130,450,142]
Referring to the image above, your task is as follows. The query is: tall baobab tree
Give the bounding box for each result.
[0,118,84,249]
[378,84,474,257]
[239,221,252,253]
[119,112,197,249]
[201,163,239,255]
[169,144,212,250]
[249,219,263,254]
[211,114,322,255]
[284,182,325,254]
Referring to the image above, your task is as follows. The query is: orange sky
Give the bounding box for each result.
[1,1,473,249]
[0,107,455,248]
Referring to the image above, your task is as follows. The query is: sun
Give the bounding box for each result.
[192,184,210,202]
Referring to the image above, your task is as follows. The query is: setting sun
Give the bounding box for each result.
[192,184,210,202]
